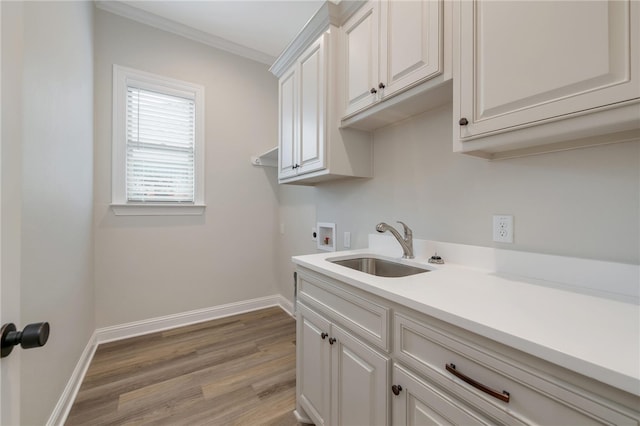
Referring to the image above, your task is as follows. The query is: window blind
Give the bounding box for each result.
[126,86,196,203]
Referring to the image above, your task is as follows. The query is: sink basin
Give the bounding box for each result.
[329,257,430,278]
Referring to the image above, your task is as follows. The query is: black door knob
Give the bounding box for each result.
[391,384,403,395]
[1,322,50,358]
[328,337,337,345]
[459,117,469,126]
[321,332,328,340]
[378,82,386,89]
[370,88,377,94]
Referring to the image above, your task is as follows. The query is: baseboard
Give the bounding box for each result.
[46,331,98,426]
[278,294,295,318]
[96,294,293,344]
[293,409,313,424]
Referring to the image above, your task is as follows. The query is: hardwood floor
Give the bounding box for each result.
[66,307,300,425]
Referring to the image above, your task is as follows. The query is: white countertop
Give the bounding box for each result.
[292,246,640,397]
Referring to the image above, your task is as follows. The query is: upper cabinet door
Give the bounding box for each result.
[343,1,380,117]
[457,0,640,141]
[298,34,327,175]
[380,0,443,99]
[278,65,297,180]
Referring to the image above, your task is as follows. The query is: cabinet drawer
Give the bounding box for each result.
[394,313,639,425]
[392,363,493,425]
[297,271,389,351]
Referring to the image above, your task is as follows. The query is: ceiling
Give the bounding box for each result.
[97,1,326,65]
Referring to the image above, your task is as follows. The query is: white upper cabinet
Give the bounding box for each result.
[278,35,327,181]
[298,39,326,175]
[454,0,640,159]
[379,0,443,98]
[343,1,380,116]
[271,2,373,185]
[342,0,449,129]
[278,65,298,179]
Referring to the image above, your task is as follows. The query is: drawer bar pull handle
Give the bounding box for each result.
[446,363,510,403]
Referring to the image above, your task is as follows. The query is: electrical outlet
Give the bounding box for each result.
[311,227,317,241]
[493,215,514,243]
[344,232,351,248]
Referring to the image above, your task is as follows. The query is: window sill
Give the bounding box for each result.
[110,204,206,216]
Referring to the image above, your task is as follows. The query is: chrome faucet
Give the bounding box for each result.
[376,221,414,259]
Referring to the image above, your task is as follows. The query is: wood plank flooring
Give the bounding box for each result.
[65,307,300,426]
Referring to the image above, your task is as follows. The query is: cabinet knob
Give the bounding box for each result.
[321,332,328,340]
[378,82,386,89]
[391,384,403,396]
[370,88,377,94]
[459,117,469,126]
[328,337,337,345]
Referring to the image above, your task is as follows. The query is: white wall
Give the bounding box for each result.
[276,184,318,302]
[312,104,639,265]
[94,10,281,327]
[1,3,24,424]
[277,104,640,304]
[1,2,96,425]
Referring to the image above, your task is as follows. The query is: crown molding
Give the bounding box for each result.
[95,1,276,65]
[269,0,365,78]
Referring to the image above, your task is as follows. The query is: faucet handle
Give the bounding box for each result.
[396,221,412,239]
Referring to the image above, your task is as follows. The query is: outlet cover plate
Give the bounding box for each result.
[344,232,351,248]
[493,215,514,243]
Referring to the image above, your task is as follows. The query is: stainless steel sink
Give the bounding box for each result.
[329,257,430,278]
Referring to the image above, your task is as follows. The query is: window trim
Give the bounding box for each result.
[111,65,205,216]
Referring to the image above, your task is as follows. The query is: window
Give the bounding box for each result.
[112,65,205,215]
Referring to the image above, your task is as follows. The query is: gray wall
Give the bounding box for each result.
[277,104,639,304]
[311,104,639,265]
[1,3,25,424]
[93,10,281,327]
[276,185,318,302]
[1,2,96,424]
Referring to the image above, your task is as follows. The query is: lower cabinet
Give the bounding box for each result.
[295,266,640,426]
[297,302,389,426]
[297,302,331,425]
[391,363,492,426]
[393,312,640,425]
